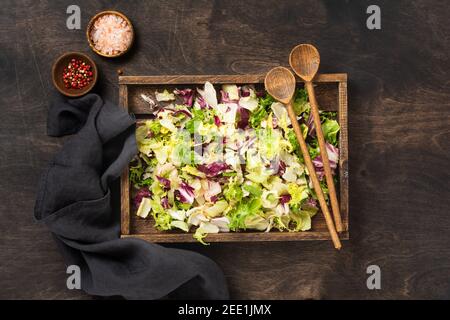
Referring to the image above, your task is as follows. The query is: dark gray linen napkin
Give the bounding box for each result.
[35,93,229,299]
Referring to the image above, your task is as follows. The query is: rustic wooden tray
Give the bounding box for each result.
[119,74,349,243]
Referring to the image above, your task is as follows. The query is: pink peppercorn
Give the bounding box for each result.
[62,59,94,89]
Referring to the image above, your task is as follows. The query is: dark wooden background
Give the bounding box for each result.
[1,0,449,299]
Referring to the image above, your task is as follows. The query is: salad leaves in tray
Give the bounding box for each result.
[130,82,340,244]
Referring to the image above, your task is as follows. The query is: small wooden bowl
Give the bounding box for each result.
[86,10,134,58]
[52,52,98,97]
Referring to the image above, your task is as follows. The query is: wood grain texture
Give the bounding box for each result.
[1,0,449,300]
[122,231,349,243]
[119,84,130,235]
[119,73,347,85]
[338,81,349,231]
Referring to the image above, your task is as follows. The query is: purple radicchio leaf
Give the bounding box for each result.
[195,95,208,109]
[272,116,278,128]
[236,106,250,129]
[255,90,265,98]
[177,182,195,204]
[312,156,326,180]
[174,88,194,107]
[156,176,171,190]
[161,196,170,209]
[279,194,291,205]
[197,162,230,177]
[204,180,222,201]
[220,90,231,103]
[240,86,251,97]
[307,113,316,137]
[305,197,318,209]
[325,142,339,167]
[133,187,152,209]
[214,115,221,127]
[156,106,177,118]
[277,160,286,176]
[312,143,339,180]
[172,109,192,118]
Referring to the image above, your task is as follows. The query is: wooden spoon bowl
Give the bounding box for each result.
[264,66,296,104]
[289,44,320,81]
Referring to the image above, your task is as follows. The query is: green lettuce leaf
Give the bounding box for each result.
[130,163,143,187]
[242,182,262,197]
[150,196,172,230]
[171,220,190,232]
[249,106,268,129]
[321,119,340,146]
[205,200,229,218]
[136,197,152,218]
[292,88,310,115]
[185,108,205,134]
[223,181,243,203]
[193,222,219,245]
[288,183,309,205]
[289,211,312,231]
[244,214,269,231]
[249,93,274,128]
[227,198,263,231]
[155,89,175,102]
[287,127,307,159]
[289,202,319,231]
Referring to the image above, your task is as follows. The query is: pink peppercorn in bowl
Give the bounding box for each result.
[86,10,134,58]
[52,52,98,97]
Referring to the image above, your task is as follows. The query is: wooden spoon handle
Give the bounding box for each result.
[286,101,342,250]
[305,81,344,232]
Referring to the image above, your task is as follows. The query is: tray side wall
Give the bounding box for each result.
[119,84,130,235]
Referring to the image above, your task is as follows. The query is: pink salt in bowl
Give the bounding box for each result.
[86,10,134,58]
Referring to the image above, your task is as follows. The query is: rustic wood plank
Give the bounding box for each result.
[122,231,349,243]
[119,73,347,85]
[119,84,130,235]
[338,81,349,231]
[2,0,450,300]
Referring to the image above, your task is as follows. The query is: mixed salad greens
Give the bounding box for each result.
[131,82,340,244]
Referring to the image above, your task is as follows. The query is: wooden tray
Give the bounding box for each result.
[119,74,349,243]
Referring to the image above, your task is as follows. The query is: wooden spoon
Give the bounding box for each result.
[289,44,344,232]
[265,67,342,250]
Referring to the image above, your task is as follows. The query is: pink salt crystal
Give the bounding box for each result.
[90,14,132,56]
